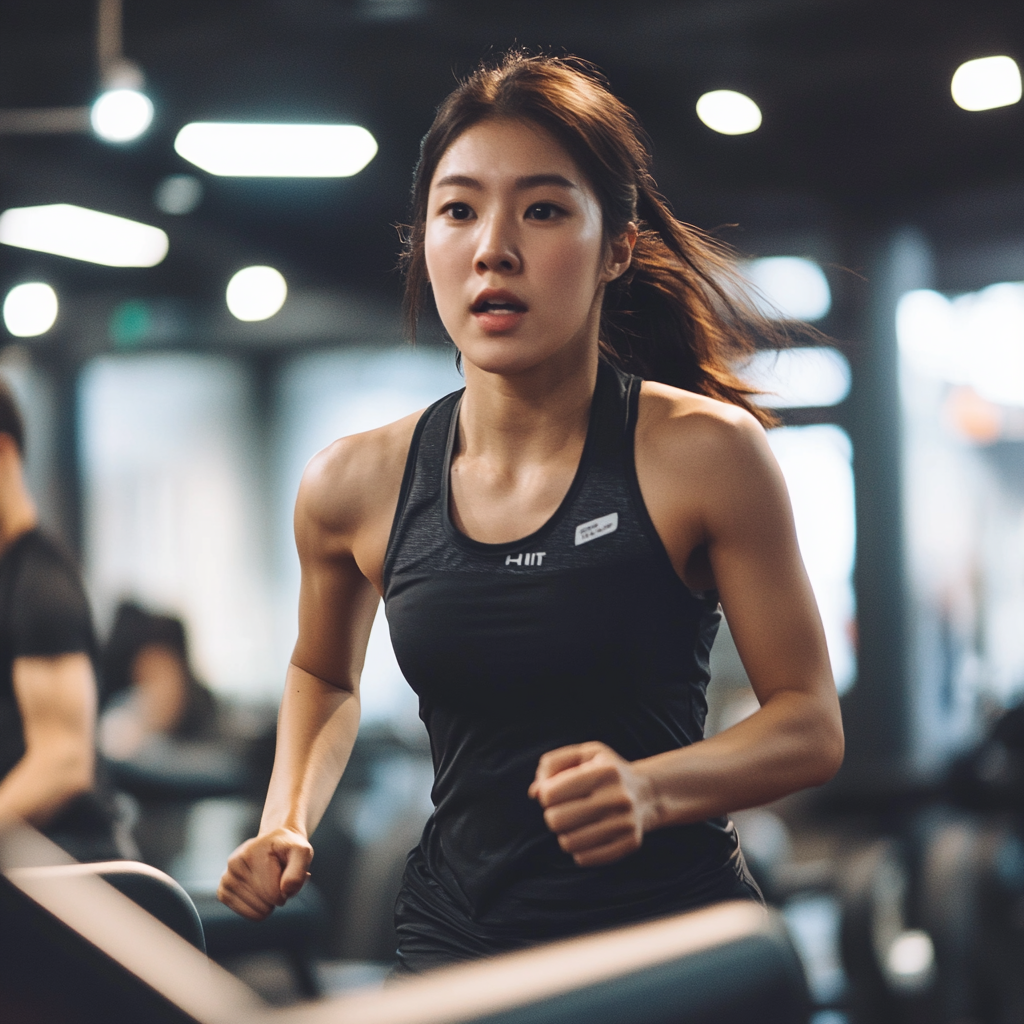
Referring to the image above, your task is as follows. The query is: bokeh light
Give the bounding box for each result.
[951,55,1022,112]
[90,88,154,142]
[3,283,59,338]
[695,90,762,135]
[226,266,288,321]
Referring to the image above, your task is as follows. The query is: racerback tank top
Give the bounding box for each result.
[383,360,755,960]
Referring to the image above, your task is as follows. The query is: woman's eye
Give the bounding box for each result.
[526,203,560,221]
[446,203,473,221]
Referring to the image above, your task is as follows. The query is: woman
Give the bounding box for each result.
[218,52,844,973]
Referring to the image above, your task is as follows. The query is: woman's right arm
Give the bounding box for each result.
[217,436,386,921]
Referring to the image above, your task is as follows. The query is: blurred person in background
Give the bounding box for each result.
[220,52,844,972]
[98,601,258,873]
[99,602,219,759]
[0,376,121,861]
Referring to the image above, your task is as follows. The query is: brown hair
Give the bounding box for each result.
[400,52,794,427]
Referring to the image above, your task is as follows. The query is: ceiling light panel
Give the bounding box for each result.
[174,123,378,177]
[951,56,1022,112]
[0,204,168,267]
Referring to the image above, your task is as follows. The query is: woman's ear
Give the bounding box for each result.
[602,222,638,283]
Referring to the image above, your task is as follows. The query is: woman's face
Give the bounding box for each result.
[424,118,633,378]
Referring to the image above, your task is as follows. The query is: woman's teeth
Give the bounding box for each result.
[478,303,522,313]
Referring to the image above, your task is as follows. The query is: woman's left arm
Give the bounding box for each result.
[531,398,844,866]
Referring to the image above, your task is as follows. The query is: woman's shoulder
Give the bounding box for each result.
[635,381,787,541]
[637,379,768,466]
[296,409,425,539]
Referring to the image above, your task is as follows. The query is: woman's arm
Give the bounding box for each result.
[218,432,393,920]
[531,394,844,866]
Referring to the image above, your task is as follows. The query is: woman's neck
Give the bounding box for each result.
[457,345,599,468]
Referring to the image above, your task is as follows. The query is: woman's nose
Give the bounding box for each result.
[474,216,521,274]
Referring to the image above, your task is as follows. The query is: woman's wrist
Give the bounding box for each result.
[630,757,669,834]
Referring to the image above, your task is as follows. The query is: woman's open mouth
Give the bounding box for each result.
[471,290,528,331]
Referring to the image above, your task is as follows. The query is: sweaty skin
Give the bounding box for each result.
[218,117,843,919]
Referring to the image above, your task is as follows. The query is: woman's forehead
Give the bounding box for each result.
[430,118,586,189]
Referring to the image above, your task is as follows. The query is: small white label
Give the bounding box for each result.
[574,512,619,546]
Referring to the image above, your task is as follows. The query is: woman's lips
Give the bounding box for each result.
[470,293,528,333]
[472,305,527,332]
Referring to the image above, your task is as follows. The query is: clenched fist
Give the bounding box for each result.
[528,741,657,867]
[217,827,313,921]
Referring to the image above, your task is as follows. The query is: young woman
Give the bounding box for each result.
[218,52,844,973]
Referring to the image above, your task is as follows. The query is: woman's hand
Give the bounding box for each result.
[529,741,657,867]
[217,828,313,921]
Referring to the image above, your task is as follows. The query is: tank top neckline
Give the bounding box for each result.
[439,365,611,556]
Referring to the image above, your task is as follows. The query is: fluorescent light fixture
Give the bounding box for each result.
[3,283,58,337]
[897,283,1024,406]
[695,90,762,135]
[745,257,832,321]
[91,88,154,142]
[226,266,287,321]
[174,123,378,177]
[740,347,851,408]
[951,56,1022,111]
[0,204,168,267]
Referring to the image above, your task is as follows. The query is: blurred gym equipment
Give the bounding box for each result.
[0,821,810,1024]
[9,858,206,952]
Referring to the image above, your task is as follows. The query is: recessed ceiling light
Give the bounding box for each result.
[695,90,762,135]
[91,88,154,142]
[0,204,168,267]
[174,123,378,177]
[226,266,287,321]
[951,55,1022,111]
[3,283,58,337]
[154,174,203,215]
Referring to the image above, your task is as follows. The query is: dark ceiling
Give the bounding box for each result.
[1,0,1022,315]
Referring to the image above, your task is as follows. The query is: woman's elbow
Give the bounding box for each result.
[808,712,845,786]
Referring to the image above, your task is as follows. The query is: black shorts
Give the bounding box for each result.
[393,846,764,975]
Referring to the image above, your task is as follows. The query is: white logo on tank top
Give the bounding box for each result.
[575,512,618,546]
[505,552,546,566]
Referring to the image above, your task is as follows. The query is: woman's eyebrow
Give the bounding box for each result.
[515,173,578,191]
[433,173,578,191]
[434,173,482,189]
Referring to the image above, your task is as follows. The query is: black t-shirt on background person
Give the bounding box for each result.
[0,528,119,860]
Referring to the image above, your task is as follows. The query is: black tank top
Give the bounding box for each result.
[384,360,754,958]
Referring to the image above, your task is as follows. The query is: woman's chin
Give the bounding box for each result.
[456,332,593,380]
[461,347,558,379]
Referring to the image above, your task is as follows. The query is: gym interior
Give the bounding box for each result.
[1,2,1023,1022]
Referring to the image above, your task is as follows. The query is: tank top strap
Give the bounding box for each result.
[383,388,464,589]
[588,358,641,467]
